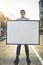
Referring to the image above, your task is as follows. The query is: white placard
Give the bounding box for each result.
[7,20,39,44]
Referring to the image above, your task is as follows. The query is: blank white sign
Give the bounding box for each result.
[7,20,39,44]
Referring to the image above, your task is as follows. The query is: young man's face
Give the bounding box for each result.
[20,11,26,18]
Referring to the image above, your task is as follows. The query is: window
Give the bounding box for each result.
[40,11,43,16]
[41,0,43,7]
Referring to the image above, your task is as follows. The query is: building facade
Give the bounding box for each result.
[39,0,43,27]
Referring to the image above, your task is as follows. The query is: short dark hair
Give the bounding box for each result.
[20,10,26,13]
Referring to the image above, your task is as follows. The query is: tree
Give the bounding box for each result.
[0,11,5,22]
[0,11,9,36]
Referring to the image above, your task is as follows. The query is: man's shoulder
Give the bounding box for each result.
[25,18,29,20]
[17,18,21,20]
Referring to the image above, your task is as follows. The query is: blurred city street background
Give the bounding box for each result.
[0,0,43,65]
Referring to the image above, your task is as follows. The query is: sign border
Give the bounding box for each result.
[6,20,40,45]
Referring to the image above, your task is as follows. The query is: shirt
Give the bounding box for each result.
[17,18,29,20]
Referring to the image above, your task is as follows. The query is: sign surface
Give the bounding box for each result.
[7,20,39,44]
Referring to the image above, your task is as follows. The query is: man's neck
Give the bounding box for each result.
[21,17,25,18]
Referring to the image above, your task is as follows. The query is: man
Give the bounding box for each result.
[14,10,31,65]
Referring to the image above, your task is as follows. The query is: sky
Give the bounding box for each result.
[0,0,39,20]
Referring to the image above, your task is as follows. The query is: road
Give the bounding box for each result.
[0,35,43,65]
